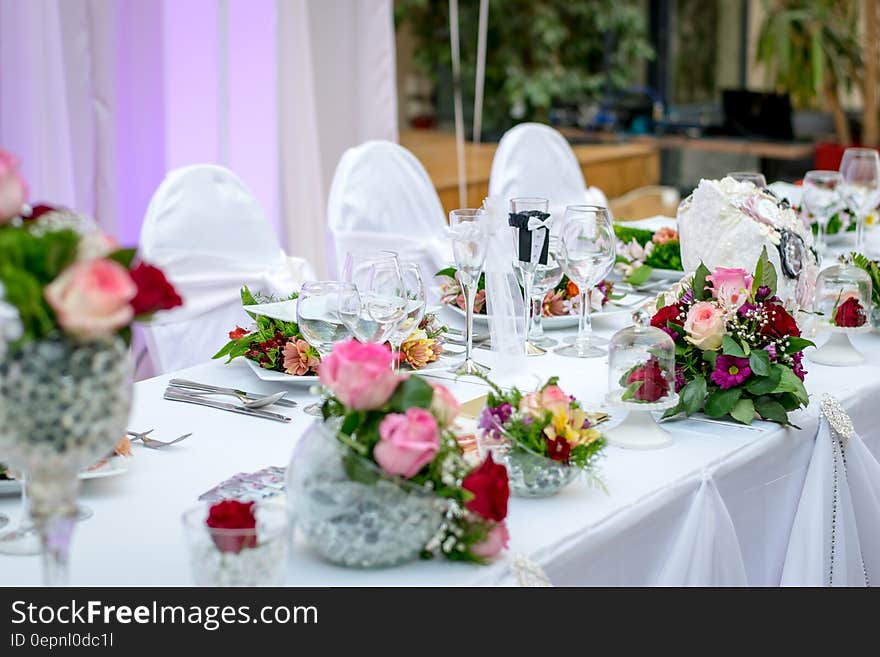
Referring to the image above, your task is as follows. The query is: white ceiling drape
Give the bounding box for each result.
[0,0,398,276]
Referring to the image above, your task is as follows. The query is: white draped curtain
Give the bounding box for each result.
[0,0,398,276]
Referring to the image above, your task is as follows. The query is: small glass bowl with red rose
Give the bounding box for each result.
[604,310,679,449]
[182,500,288,586]
[810,255,874,366]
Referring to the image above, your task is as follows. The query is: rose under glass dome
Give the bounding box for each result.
[604,310,678,449]
[809,255,873,366]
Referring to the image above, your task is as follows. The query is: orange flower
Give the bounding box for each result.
[283,338,320,375]
[566,280,579,298]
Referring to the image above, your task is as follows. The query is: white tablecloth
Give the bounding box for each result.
[2,310,879,586]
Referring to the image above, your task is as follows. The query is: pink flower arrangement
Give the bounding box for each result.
[318,339,398,410]
[652,226,679,245]
[374,407,440,478]
[283,338,320,375]
[0,150,27,222]
[430,382,460,428]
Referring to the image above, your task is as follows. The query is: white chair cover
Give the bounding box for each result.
[488,122,610,223]
[326,140,452,303]
[781,396,880,586]
[138,164,314,374]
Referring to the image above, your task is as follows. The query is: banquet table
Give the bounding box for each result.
[2,309,879,587]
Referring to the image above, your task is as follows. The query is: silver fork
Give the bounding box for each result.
[127,429,193,449]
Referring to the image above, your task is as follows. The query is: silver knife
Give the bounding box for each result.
[169,378,298,408]
[163,390,292,423]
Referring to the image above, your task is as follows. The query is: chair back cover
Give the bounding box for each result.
[488,122,610,223]
[326,140,451,303]
[139,164,314,374]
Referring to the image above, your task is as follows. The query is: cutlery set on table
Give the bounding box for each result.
[162,379,296,423]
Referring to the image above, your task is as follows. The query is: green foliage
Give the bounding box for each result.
[645,240,683,272]
[613,224,653,247]
[624,264,652,287]
[704,387,742,418]
[730,398,756,425]
[435,266,485,292]
[851,252,880,308]
[691,263,711,301]
[396,0,654,134]
[722,335,748,358]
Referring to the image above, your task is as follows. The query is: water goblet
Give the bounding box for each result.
[386,262,427,371]
[839,147,880,254]
[555,205,616,358]
[802,170,844,262]
[449,208,489,376]
[728,171,767,188]
[340,251,404,344]
[527,239,564,348]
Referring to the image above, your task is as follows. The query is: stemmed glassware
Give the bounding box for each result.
[527,238,564,348]
[297,280,356,415]
[449,208,489,375]
[839,147,880,253]
[556,205,616,358]
[802,170,844,262]
[0,474,40,555]
[728,171,767,188]
[340,251,406,347]
[385,262,427,372]
[509,197,552,356]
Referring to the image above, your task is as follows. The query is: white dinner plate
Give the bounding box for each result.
[0,456,129,496]
[245,358,320,385]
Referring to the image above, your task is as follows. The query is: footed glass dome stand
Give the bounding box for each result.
[809,325,872,366]
[604,395,679,450]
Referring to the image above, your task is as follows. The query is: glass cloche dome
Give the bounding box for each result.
[604,309,678,450]
[814,255,872,331]
[607,309,678,408]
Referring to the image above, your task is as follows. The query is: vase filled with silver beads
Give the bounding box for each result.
[0,334,132,585]
[286,419,450,568]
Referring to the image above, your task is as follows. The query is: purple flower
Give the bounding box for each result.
[738,302,757,318]
[710,355,751,389]
[764,343,777,362]
[755,285,772,301]
[680,289,694,305]
[792,351,806,381]
[674,365,686,392]
[661,326,680,341]
[478,402,512,440]
[581,418,591,430]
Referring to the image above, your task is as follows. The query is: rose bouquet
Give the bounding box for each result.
[288,339,509,566]
[437,266,614,316]
[654,249,813,427]
[479,377,607,496]
[613,224,683,286]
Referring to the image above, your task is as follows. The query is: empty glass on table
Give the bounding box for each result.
[728,171,767,188]
[839,147,880,254]
[556,205,616,358]
[297,280,356,415]
[509,197,552,356]
[449,208,489,376]
[802,170,843,262]
[385,262,427,372]
[527,238,564,348]
[340,251,406,346]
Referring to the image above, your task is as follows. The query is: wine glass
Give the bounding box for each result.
[449,208,489,376]
[386,262,427,372]
[297,281,356,415]
[340,251,405,345]
[528,239,564,348]
[0,475,42,556]
[802,170,843,262]
[556,205,616,358]
[728,171,767,188]
[509,197,552,356]
[839,147,880,253]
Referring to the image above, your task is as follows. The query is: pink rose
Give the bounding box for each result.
[0,150,27,222]
[520,384,570,418]
[471,522,509,559]
[430,382,460,428]
[318,339,398,410]
[374,407,440,478]
[652,226,679,245]
[706,267,753,309]
[44,259,137,338]
[683,301,725,350]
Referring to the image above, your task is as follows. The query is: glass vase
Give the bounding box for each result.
[287,420,449,568]
[0,334,132,585]
[496,446,579,497]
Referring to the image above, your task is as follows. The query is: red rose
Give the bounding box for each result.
[462,453,509,522]
[626,358,670,403]
[229,326,249,340]
[129,262,183,315]
[834,297,867,328]
[25,204,59,221]
[759,302,800,339]
[545,435,571,462]
[206,500,257,554]
[651,303,683,339]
